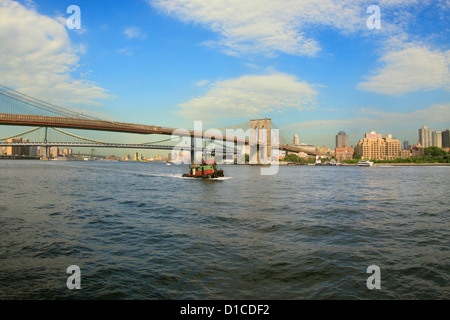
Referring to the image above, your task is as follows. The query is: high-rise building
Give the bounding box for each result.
[6,138,21,156]
[403,141,409,150]
[442,129,450,148]
[419,125,432,147]
[5,138,36,156]
[335,131,349,148]
[432,131,442,148]
[355,130,401,160]
[293,134,299,145]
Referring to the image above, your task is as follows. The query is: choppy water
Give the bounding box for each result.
[0,160,448,300]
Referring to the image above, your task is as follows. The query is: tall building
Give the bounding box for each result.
[403,141,409,150]
[432,131,442,148]
[419,125,432,147]
[335,131,349,148]
[442,129,450,148]
[293,134,299,145]
[355,130,401,160]
[5,138,37,156]
[6,138,21,156]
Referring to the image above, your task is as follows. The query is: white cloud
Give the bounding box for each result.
[123,26,146,39]
[118,47,138,56]
[0,0,111,106]
[194,80,210,87]
[149,0,370,57]
[357,45,450,95]
[149,0,424,57]
[176,73,318,121]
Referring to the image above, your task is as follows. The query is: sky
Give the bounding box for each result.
[0,0,449,148]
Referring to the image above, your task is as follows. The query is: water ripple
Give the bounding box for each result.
[0,161,448,299]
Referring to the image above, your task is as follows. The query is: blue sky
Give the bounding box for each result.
[0,0,449,148]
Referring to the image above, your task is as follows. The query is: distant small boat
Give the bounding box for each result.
[357,160,373,167]
[166,162,171,166]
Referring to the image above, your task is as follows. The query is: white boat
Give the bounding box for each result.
[314,156,322,165]
[357,160,373,167]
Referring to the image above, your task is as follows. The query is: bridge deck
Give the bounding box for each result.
[0,113,320,155]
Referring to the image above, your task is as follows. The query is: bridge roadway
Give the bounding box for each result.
[0,142,238,155]
[0,113,321,155]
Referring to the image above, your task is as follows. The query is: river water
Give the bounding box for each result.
[0,160,448,300]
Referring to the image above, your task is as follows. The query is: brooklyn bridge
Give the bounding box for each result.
[0,84,321,162]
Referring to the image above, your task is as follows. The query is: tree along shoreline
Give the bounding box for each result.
[278,147,450,165]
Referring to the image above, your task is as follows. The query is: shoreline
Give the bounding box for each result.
[372,162,450,166]
[279,162,450,166]
[1,158,449,166]
[339,162,450,166]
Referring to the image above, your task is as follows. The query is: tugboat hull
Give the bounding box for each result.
[182,162,224,178]
[182,169,224,178]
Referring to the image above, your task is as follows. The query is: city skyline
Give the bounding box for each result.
[0,0,449,149]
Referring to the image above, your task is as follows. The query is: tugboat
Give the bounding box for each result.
[182,158,224,178]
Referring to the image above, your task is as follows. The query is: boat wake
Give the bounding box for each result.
[132,172,232,180]
[44,163,232,180]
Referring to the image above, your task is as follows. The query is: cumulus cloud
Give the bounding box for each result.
[176,73,318,121]
[0,0,111,106]
[357,45,450,95]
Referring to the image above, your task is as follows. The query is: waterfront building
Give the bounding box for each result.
[5,138,37,157]
[419,125,432,147]
[432,131,442,148]
[335,131,349,148]
[402,142,425,158]
[61,148,73,158]
[410,142,425,157]
[335,147,354,162]
[50,146,59,158]
[442,129,450,148]
[355,130,401,160]
[6,138,21,156]
[401,150,411,159]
